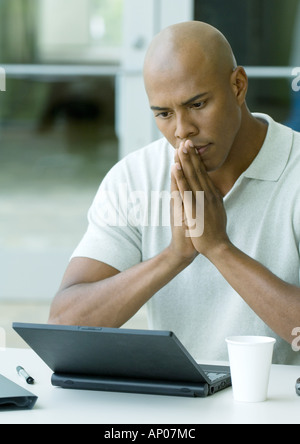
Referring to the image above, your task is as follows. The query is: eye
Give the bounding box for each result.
[191,101,206,109]
[155,111,171,119]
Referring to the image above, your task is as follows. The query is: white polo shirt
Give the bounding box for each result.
[72,113,300,364]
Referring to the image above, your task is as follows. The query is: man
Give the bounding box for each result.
[49,21,300,364]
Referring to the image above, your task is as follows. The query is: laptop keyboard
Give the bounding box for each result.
[205,372,228,382]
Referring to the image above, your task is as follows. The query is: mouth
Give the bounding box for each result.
[195,143,212,155]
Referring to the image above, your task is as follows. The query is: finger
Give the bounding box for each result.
[174,142,184,165]
[170,163,181,193]
[170,164,185,228]
[179,140,220,197]
[171,163,198,229]
[177,141,205,193]
[174,148,179,165]
[187,145,224,204]
[187,141,217,194]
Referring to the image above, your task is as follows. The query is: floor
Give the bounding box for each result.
[0,120,147,349]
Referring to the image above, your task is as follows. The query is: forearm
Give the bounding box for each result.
[206,242,300,344]
[49,247,192,327]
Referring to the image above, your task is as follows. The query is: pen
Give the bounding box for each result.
[16,366,35,385]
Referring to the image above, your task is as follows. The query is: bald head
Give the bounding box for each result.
[143,21,252,172]
[144,21,237,90]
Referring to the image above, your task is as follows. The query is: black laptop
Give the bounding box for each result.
[13,322,231,398]
[0,374,37,410]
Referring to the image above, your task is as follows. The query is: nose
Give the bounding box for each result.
[174,112,198,141]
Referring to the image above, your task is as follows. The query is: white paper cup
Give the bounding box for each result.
[225,336,276,403]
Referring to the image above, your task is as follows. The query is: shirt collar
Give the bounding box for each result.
[243,113,294,182]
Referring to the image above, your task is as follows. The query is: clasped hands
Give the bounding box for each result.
[170,139,229,261]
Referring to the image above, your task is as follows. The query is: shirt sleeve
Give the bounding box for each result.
[71,163,142,272]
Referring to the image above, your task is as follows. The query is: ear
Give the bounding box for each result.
[231,67,248,105]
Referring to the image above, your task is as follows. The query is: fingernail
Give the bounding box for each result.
[176,162,182,170]
[183,147,188,154]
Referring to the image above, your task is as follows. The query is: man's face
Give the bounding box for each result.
[146,58,244,173]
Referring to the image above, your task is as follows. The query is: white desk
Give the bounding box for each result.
[0,348,299,424]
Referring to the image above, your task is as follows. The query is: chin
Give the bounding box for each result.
[202,159,222,173]
[204,148,231,173]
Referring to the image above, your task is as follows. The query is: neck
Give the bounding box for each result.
[209,107,268,196]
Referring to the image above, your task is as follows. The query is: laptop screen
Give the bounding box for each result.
[13,323,206,383]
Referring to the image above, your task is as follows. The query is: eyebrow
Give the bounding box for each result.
[150,93,208,111]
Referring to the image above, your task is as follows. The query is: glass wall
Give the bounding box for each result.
[0,0,123,316]
[194,0,300,131]
[0,0,124,63]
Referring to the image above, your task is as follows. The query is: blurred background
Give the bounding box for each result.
[1,0,300,347]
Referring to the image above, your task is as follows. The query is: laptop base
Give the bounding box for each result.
[51,373,210,397]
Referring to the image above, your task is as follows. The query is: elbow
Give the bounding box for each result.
[47,292,72,326]
[47,308,65,326]
[48,311,76,326]
[47,313,62,325]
